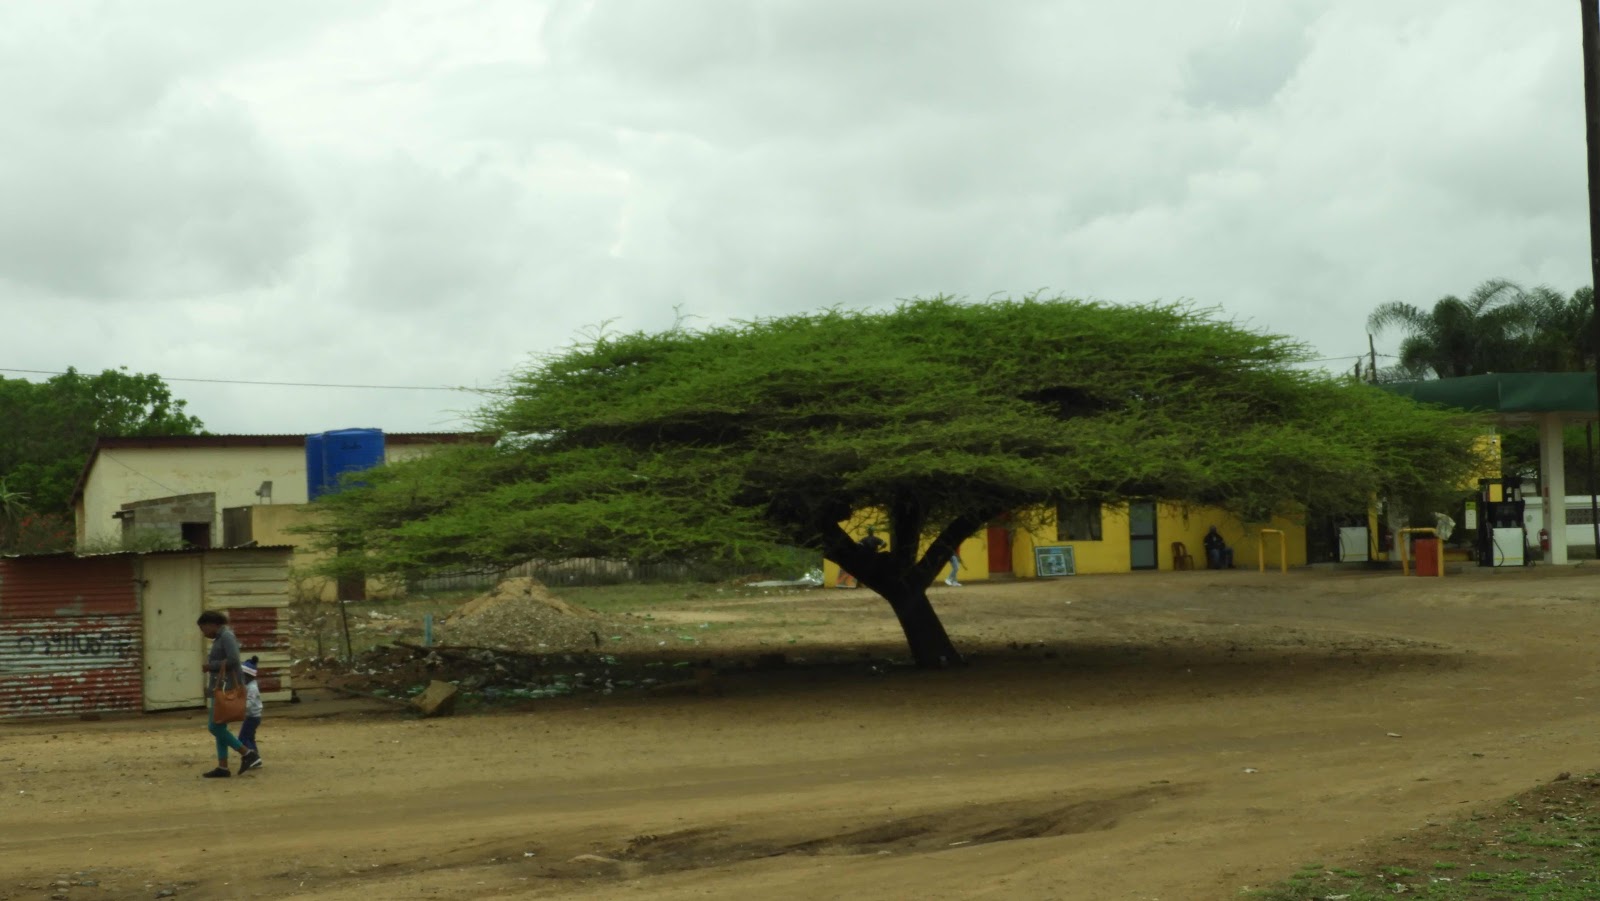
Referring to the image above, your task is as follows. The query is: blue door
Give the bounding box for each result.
[1129,501,1158,570]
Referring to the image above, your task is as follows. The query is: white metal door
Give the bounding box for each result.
[140,556,206,711]
[1490,528,1526,568]
[1337,527,1370,563]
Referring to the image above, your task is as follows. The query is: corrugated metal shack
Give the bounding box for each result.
[0,547,293,720]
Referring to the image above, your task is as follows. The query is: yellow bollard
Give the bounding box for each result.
[1258,529,1287,574]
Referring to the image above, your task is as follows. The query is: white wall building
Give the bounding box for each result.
[73,433,489,548]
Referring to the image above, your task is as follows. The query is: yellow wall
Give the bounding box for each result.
[821,512,991,587]
[822,502,1308,583]
[244,504,401,601]
[1011,503,1306,576]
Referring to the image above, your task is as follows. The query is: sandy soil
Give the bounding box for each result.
[5,567,1600,901]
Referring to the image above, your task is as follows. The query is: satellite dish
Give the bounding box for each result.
[255,481,273,503]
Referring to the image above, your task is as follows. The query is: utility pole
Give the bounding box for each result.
[1367,333,1378,383]
[1581,0,1600,556]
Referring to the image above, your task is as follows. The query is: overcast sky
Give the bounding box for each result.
[0,0,1589,434]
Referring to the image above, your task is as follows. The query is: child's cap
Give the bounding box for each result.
[240,658,258,677]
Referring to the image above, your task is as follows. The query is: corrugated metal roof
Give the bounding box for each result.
[0,557,137,619]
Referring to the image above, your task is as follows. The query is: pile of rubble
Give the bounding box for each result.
[438,577,636,653]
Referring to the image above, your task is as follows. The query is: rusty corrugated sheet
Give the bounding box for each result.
[0,614,142,718]
[0,557,136,619]
[228,607,287,650]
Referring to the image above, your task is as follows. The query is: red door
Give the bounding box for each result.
[987,527,1011,573]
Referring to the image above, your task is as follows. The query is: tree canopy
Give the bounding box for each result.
[1368,279,1595,380]
[0,368,205,516]
[314,297,1486,666]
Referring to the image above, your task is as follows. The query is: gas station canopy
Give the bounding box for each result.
[1381,372,1598,424]
[1380,372,1599,565]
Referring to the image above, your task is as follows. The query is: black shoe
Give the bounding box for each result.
[238,750,261,774]
[202,767,231,779]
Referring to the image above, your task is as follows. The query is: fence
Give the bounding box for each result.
[408,552,818,593]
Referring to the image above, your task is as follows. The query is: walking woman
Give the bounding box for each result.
[197,611,260,778]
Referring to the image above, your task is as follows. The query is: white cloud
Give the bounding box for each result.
[0,0,1591,434]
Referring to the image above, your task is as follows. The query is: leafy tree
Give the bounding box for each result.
[312,298,1486,667]
[0,368,205,514]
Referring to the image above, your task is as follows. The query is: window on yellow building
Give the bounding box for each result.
[1056,502,1103,541]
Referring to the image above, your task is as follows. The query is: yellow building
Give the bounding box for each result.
[72,433,489,548]
[822,501,1307,584]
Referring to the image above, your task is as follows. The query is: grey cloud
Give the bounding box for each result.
[1182,4,1318,110]
[0,0,1592,436]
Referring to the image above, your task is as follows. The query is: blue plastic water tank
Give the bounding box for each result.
[320,428,386,495]
[305,433,327,501]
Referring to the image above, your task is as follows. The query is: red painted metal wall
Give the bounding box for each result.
[226,607,285,650]
[228,607,286,693]
[0,558,142,719]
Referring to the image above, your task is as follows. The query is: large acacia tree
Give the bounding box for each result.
[315,298,1484,667]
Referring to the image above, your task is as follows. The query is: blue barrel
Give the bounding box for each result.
[321,428,386,495]
[305,433,327,501]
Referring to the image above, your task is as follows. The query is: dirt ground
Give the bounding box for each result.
[5,567,1600,901]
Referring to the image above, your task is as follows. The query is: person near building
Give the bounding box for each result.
[945,552,963,587]
[1203,526,1235,569]
[196,611,261,778]
[836,527,887,588]
[238,656,265,770]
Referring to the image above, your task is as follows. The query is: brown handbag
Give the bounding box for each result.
[212,668,247,724]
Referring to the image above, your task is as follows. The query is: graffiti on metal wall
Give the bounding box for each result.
[13,631,135,660]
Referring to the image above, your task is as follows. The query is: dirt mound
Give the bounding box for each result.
[446,577,594,622]
[440,577,620,652]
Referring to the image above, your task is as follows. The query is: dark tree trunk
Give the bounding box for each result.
[816,508,993,669]
[882,582,962,668]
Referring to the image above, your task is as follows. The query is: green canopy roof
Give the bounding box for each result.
[1381,373,1598,422]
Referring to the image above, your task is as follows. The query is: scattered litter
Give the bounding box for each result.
[1386,732,1403,739]
[1243,768,1260,774]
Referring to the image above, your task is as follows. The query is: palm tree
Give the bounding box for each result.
[1513,285,1595,373]
[1367,279,1531,379]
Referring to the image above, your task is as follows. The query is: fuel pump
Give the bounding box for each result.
[1475,477,1528,567]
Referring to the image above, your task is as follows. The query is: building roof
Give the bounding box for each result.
[1381,373,1600,424]
[3,545,298,561]
[71,432,495,504]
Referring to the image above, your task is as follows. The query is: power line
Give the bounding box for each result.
[0,367,501,393]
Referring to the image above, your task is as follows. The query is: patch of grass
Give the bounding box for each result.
[1248,772,1600,899]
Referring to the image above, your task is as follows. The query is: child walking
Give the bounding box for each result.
[238,656,264,771]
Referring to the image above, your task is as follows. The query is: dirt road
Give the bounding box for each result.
[5,568,1600,900]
